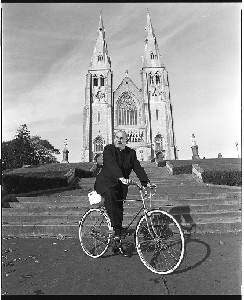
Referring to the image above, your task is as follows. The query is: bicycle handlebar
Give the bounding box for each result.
[128,180,157,190]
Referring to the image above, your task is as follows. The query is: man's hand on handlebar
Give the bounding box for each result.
[119,178,156,189]
[146,183,157,189]
[119,178,134,185]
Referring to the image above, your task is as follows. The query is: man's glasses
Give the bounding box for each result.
[115,136,126,141]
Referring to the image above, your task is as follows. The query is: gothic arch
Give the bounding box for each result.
[98,55,103,62]
[154,133,165,152]
[93,74,98,86]
[117,92,138,126]
[93,135,105,152]
[148,72,154,84]
[100,74,105,86]
[155,72,161,84]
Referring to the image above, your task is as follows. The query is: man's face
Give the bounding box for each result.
[114,131,127,149]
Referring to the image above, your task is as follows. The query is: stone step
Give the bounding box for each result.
[5,199,241,210]
[2,202,241,217]
[2,210,241,225]
[2,219,241,237]
[15,191,241,203]
[2,163,241,237]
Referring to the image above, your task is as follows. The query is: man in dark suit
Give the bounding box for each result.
[94,130,151,255]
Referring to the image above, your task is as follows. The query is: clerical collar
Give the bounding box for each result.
[116,146,126,152]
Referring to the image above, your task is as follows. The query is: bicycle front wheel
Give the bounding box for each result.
[135,209,184,274]
[79,208,112,258]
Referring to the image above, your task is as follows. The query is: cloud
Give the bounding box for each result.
[2,3,241,161]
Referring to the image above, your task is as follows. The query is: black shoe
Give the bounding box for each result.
[112,246,131,257]
[120,227,128,237]
[113,226,127,237]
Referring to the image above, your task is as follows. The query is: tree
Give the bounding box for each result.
[2,140,18,170]
[14,124,34,167]
[30,135,60,164]
[2,124,60,170]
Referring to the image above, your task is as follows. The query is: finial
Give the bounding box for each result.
[99,10,103,29]
[125,70,128,77]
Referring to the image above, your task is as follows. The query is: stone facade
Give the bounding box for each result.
[82,12,177,162]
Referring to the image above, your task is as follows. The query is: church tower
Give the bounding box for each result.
[82,11,178,162]
[141,11,177,160]
[82,13,113,162]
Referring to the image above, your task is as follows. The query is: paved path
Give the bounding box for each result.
[1,232,241,295]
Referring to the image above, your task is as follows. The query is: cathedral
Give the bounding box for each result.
[82,11,178,162]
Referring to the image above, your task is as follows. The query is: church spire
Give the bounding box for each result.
[99,10,103,29]
[89,12,111,70]
[142,10,163,68]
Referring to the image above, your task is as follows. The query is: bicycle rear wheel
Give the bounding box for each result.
[79,208,112,258]
[135,209,184,274]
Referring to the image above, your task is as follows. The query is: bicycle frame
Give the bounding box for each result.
[83,184,160,241]
[123,184,159,238]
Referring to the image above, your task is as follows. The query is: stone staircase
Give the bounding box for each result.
[2,163,241,237]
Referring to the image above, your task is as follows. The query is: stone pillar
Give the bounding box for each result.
[61,139,69,163]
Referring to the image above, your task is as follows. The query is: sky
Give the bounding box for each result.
[2,3,241,162]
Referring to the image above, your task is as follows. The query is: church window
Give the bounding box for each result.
[150,52,154,59]
[93,76,98,86]
[154,134,163,152]
[98,55,103,62]
[149,73,154,85]
[100,75,104,86]
[155,73,160,84]
[156,109,159,120]
[98,112,100,122]
[117,92,137,126]
[94,135,104,152]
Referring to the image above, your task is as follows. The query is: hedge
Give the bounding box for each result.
[202,170,242,186]
[3,173,68,194]
[172,164,192,175]
[2,162,97,195]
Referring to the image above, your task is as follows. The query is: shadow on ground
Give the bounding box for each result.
[174,237,211,274]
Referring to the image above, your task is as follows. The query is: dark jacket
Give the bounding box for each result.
[94,144,149,198]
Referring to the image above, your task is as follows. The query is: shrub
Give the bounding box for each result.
[157,161,166,167]
[202,170,242,186]
[172,164,192,175]
[3,172,68,194]
[75,167,94,178]
[2,162,97,195]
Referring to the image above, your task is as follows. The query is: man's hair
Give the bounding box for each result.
[114,130,128,139]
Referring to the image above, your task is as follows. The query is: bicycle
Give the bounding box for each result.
[78,182,185,275]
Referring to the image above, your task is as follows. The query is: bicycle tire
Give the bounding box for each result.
[135,209,184,274]
[79,208,112,258]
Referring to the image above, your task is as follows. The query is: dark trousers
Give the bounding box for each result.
[102,186,124,228]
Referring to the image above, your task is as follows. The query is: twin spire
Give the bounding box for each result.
[89,11,111,70]
[98,11,104,29]
[89,11,163,70]
[143,10,163,68]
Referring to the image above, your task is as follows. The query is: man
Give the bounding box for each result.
[94,130,151,256]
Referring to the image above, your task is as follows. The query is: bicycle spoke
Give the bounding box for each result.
[79,209,112,258]
[136,210,184,274]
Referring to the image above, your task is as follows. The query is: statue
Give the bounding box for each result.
[61,139,69,163]
[191,134,197,146]
[191,133,200,160]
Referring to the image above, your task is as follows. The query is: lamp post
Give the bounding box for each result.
[176,146,179,160]
[235,142,239,158]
